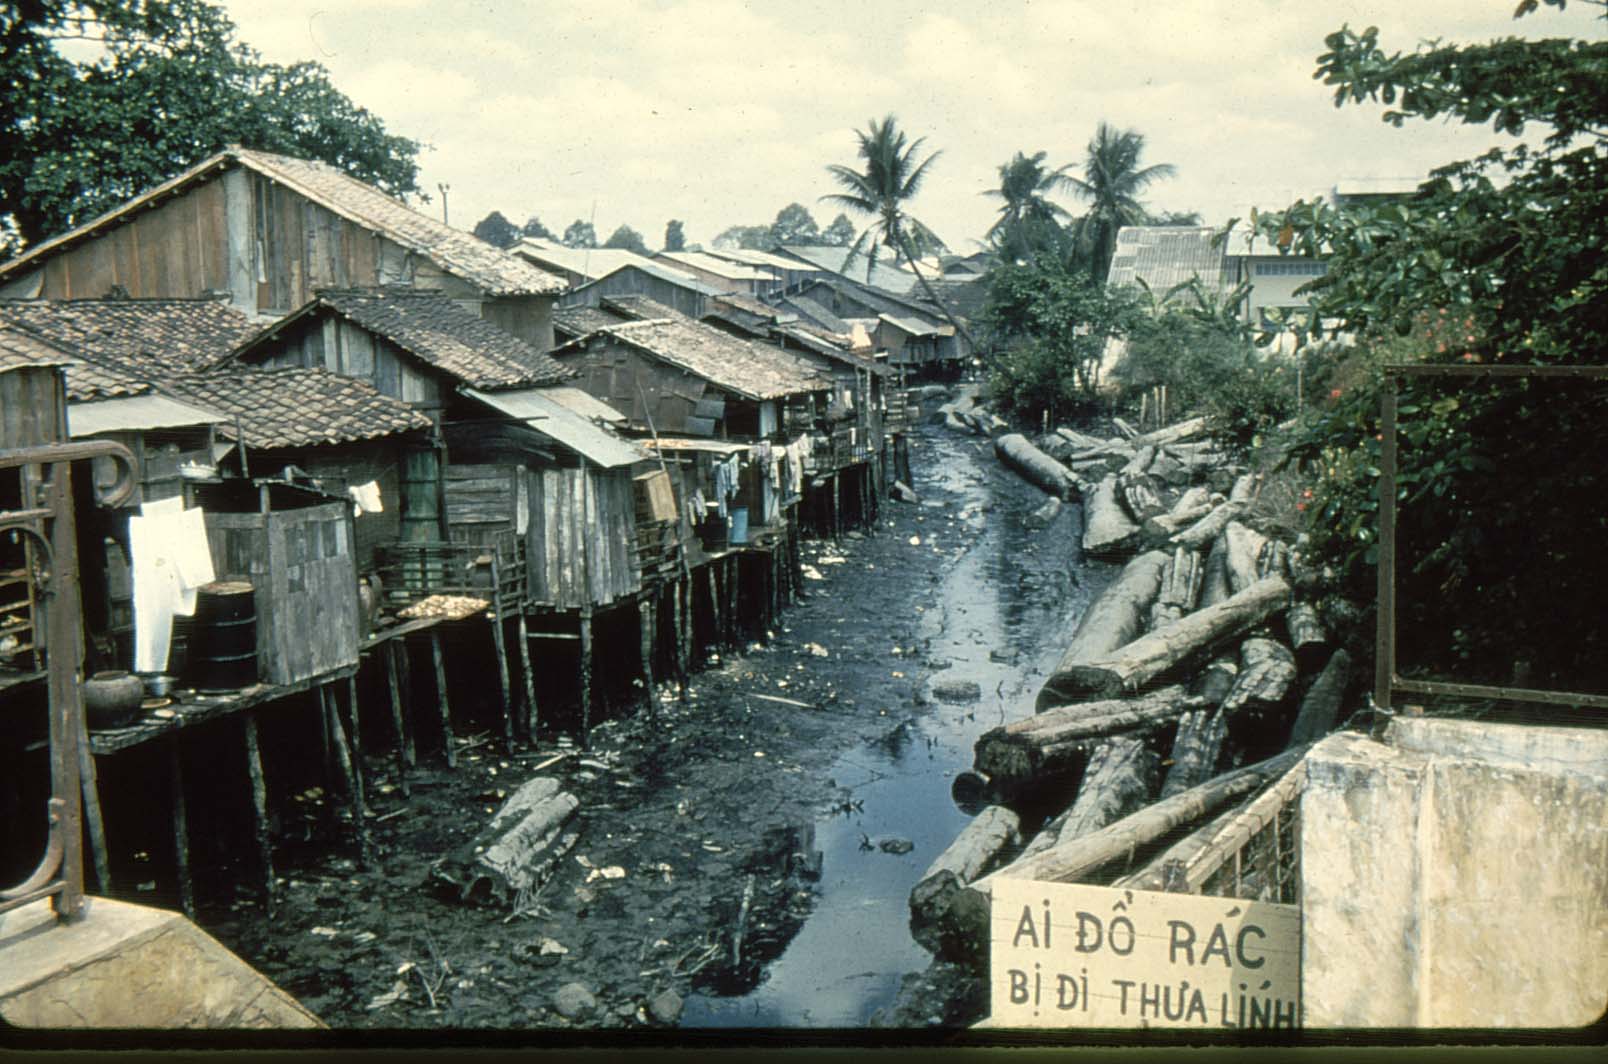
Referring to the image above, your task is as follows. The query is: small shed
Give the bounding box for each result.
[560,262,721,321]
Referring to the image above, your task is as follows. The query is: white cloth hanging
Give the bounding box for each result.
[129,499,214,674]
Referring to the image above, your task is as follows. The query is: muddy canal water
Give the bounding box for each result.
[682,427,1112,1027]
[210,421,1115,1030]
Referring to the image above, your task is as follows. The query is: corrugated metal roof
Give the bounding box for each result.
[511,241,657,283]
[878,312,944,338]
[655,251,777,283]
[464,387,647,469]
[702,247,818,273]
[0,149,567,297]
[642,437,749,455]
[67,394,223,436]
[1105,226,1231,295]
[542,385,628,425]
[777,245,920,294]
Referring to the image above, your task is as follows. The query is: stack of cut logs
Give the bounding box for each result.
[910,413,1353,964]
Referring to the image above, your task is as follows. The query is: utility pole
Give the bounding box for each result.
[437,183,450,225]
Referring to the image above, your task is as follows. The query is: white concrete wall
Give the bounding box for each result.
[1300,719,1608,1028]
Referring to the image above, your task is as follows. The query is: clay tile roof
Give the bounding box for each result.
[553,304,628,340]
[601,294,689,322]
[0,297,258,377]
[167,367,432,449]
[241,287,573,390]
[563,317,829,401]
[0,148,568,298]
[0,324,72,375]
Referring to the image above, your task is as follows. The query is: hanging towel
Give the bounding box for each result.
[349,479,383,515]
[130,501,215,673]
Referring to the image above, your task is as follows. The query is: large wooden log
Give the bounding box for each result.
[1149,546,1202,630]
[1222,521,1269,594]
[1170,499,1245,552]
[909,805,1021,951]
[1051,575,1292,701]
[1221,637,1297,717]
[938,747,1309,962]
[976,685,1191,795]
[1159,655,1238,797]
[1082,474,1141,556]
[1115,801,1245,892]
[1037,550,1169,711]
[1055,427,1108,451]
[1139,487,1215,548]
[1197,534,1233,608]
[1287,647,1352,746]
[1119,445,1157,478]
[1284,602,1330,673]
[1014,735,1159,864]
[431,776,580,907]
[994,433,1077,499]
[1119,472,1168,524]
[1132,415,1210,450]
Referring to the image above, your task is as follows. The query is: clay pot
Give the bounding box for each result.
[83,670,144,730]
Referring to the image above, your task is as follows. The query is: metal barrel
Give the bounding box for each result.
[189,580,258,691]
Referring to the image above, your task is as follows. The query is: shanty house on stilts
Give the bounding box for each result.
[223,285,655,745]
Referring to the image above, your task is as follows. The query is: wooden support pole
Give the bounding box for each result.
[707,565,721,660]
[488,611,514,754]
[430,630,456,767]
[832,472,842,540]
[639,593,657,722]
[516,612,538,741]
[675,579,690,700]
[321,683,370,868]
[725,556,738,649]
[169,737,194,919]
[579,606,594,746]
[394,638,416,767]
[242,713,275,916]
[338,678,374,868]
[74,711,111,895]
[383,641,410,797]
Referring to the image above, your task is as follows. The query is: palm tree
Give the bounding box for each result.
[985,150,1075,263]
[1067,122,1177,281]
[821,115,977,351]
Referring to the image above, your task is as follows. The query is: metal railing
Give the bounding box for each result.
[0,440,134,922]
[1375,363,1608,714]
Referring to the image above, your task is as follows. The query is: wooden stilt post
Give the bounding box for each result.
[707,565,721,658]
[321,683,370,867]
[579,606,594,747]
[639,592,656,722]
[169,737,194,919]
[725,556,738,649]
[832,472,841,541]
[430,630,455,768]
[383,641,410,797]
[487,564,514,753]
[73,711,111,895]
[242,712,275,916]
[516,612,537,741]
[675,579,690,700]
[394,638,416,768]
[338,678,374,867]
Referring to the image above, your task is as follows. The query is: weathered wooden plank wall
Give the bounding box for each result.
[205,501,359,686]
[525,465,640,610]
[1,366,67,448]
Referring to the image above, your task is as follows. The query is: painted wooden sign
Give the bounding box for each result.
[986,878,1300,1029]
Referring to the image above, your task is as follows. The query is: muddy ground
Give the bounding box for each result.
[205,419,1110,1031]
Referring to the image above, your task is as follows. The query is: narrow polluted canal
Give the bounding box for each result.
[682,427,1113,1027]
[208,420,1116,1031]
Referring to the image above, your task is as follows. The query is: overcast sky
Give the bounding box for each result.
[218,0,1602,252]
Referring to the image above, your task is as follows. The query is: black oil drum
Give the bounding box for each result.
[189,580,258,692]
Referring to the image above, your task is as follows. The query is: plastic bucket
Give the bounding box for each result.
[729,507,749,545]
